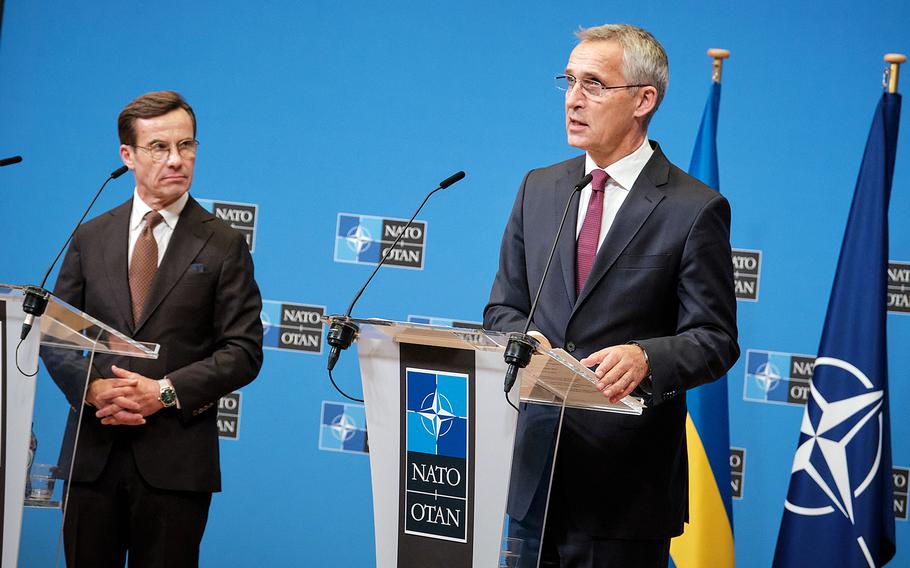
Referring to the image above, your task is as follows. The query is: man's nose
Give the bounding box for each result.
[165,146,183,166]
[566,84,586,108]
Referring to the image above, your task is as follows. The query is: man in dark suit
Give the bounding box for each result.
[484,25,739,567]
[51,91,263,567]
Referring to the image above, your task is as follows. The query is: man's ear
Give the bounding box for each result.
[119,144,135,170]
[633,85,658,119]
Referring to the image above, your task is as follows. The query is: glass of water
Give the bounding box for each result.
[28,463,56,501]
[500,536,522,568]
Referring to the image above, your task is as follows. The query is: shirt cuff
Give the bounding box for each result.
[627,341,654,401]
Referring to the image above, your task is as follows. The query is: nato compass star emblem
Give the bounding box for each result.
[754,361,782,393]
[784,356,884,526]
[330,412,358,443]
[345,224,373,254]
[417,391,456,440]
[260,310,272,334]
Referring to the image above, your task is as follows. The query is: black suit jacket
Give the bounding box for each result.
[484,143,739,538]
[52,196,263,493]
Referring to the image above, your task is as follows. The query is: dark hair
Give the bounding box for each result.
[117,90,196,146]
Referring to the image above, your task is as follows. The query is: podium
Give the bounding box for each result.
[0,285,158,567]
[344,318,643,568]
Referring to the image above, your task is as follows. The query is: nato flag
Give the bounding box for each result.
[773,93,900,567]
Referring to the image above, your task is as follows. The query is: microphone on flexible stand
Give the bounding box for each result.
[502,172,593,394]
[20,165,130,340]
[325,171,466,401]
[326,170,466,382]
[0,155,23,167]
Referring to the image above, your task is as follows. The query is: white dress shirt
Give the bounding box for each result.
[127,189,189,269]
[575,138,654,251]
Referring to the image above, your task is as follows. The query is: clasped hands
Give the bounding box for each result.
[86,365,164,426]
[580,344,649,403]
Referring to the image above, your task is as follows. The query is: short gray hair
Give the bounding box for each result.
[576,24,669,121]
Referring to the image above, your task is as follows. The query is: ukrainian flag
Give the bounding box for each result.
[669,79,736,568]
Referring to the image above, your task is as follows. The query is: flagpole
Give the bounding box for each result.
[669,46,734,568]
[773,48,902,568]
[884,53,906,93]
[708,48,730,83]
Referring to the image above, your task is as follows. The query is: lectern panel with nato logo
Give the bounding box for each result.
[336,317,643,568]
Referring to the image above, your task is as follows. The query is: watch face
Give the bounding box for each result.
[160,386,176,406]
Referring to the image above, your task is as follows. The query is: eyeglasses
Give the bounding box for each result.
[555,75,650,100]
[133,139,200,162]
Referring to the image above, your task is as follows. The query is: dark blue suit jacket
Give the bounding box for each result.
[484,143,739,538]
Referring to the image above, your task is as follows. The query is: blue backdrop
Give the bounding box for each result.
[1,1,908,566]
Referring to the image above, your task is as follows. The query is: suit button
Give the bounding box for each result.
[566,342,576,353]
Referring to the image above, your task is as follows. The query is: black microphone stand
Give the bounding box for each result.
[502,173,593,394]
[324,171,466,401]
[20,165,130,340]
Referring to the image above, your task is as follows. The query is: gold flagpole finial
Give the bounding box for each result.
[708,48,731,83]
[884,53,906,93]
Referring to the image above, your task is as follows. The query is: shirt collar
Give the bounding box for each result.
[129,188,189,230]
[585,138,654,191]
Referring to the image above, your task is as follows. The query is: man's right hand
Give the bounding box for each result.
[87,378,146,426]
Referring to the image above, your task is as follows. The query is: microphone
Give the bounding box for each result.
[0,155,23,167]
[502,172,593,393]
[20,165,130,340]
[326,170,466,373]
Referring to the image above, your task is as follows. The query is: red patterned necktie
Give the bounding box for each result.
[129,210,164,324]
[576,169,608,295]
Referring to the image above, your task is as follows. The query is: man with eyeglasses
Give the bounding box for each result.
[52,90,263,567]
[485,24,738,567]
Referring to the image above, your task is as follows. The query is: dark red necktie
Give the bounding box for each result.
[576,169,608,295]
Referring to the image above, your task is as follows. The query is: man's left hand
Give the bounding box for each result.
[579,344,649,403]
[94,365,165,425]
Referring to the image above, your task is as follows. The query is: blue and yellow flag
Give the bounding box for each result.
[669,80,736,568]
[773,92,899,568]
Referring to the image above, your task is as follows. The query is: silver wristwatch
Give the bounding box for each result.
[158,379,177,408]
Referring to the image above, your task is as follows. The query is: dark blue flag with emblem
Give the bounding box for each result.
[773,92,900,567]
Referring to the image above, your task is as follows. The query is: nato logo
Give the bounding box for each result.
[217,392,241,440]
[404,368,470,542]
[407,315,482,330]
[319,401,368,454]
[730,447,746,499]
[334,213,427,269]
[198,198,258,252]
[732,249,761,301]
[895,467,909,520]
[743,349,815,406]
[888,261,910,314]
[261,300,324,353]
[783,357,888,554]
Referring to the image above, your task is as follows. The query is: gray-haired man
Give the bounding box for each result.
[485,24,738,567]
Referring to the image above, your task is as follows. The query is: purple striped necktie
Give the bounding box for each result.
[576,168,608,295]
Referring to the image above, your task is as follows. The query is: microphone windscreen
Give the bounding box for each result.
[111,165,129,179]
[574,173,593,190]
[439,171,466,189]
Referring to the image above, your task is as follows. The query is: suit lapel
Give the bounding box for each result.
[134,198,213,333]
[572,144,671,314]
[101,200,135,334]
[553,156,585,307]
